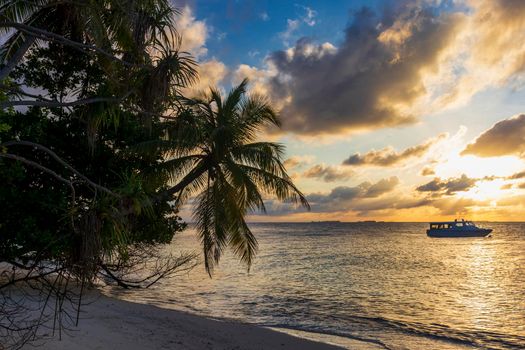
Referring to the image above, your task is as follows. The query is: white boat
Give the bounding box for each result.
[426,220,492,237]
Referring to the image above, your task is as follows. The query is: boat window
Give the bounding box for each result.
[456,222,463,227]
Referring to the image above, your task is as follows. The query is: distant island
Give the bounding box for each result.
[309,220,387,223]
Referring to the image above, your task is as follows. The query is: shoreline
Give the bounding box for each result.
[27,291,380,350]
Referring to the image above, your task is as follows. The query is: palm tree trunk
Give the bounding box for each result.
[0,36,36,81]
[158,159,210,201]
[120,160,210,217]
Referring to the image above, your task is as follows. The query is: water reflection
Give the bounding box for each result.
[107,222,525,349]
[459,240,497,330]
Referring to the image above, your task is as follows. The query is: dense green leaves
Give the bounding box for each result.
[0,0,192,281]
[0,1,307,282]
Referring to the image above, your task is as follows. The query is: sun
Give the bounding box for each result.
[432,152,523,202]
[435,154,524,179]
[461,179,508,201]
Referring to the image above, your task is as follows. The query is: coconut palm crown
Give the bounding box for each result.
[151,79,309,274]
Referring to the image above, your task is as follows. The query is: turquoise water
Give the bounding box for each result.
[110,222,525,349]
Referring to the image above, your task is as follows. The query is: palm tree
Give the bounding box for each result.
[0,0,197,139]
[146,79,310,274]
[0,0,183,79]
[0,0,105,80]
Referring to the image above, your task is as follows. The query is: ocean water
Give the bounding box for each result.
[109,222,525,349]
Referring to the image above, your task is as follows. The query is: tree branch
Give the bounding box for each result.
[2,140,118,197]
[0,153,73,187]
[0,83,54,101]
[0,96,125,109]
[0,20,138,67]
[0,35,36,80]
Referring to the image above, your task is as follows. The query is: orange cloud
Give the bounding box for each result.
[462,114,525,157]
[343,133,446,167]
[302,164,354,182]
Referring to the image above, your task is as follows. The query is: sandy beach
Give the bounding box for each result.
[25,292,349,350]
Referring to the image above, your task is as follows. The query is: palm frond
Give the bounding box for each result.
[193,177,229,274]
[222,158,266,213]
[231,142,287,175]
[154,154,204,185]
[238,164,310,209]
[130,139,199,160]
[0,0,50,28]
[0,3,53,64]
[193,170,259,274]
[222,78,248,121]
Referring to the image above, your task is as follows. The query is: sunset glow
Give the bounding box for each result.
[173,0,525,222]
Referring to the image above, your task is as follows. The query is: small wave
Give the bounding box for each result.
[331,314,525,350]
[268,323,395,350]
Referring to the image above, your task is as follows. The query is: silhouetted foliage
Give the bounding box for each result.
[0,1,308,348]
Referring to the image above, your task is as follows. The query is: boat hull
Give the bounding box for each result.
[427,228,492,237]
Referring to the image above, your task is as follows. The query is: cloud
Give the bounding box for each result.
[261,175,480,217]
[462,114,525,157]
[173,1,525,141]
[416,174,477,195]
[279,19,300,44]
[302,164,354,182]
[260,176,489,217]
[347,196,431,214]
[306,189,478,216]
[250,1,525,136]
[497,195,525,207]
[300,6,317,26]
[420,166,435,176]
[430,197,481,216]
[501,183,513,190]
[174,6,230,97]
[184,59,228,97]
[343,133,446,166]
[283,155,315,169]
[434,0,525,109]
[353,195,482,217]
[265,3,464,135]
[279,6,318,46]
[260,12,270,21]
[176,6,208,58]
[232,64,276,96]
[363,177,400,197]
[509,170,525,179]
[305,177,399,212]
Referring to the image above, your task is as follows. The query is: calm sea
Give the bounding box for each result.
[109,222,525,349]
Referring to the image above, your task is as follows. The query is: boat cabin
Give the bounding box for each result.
[429,220,474,230]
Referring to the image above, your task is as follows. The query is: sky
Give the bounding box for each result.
[174,0,525,222]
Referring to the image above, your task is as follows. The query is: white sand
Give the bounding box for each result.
[25,292,351,350]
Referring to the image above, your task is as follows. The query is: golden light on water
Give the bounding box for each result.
[459,241,498,328]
